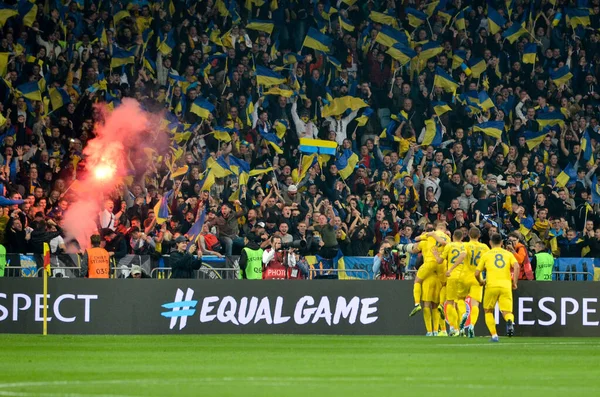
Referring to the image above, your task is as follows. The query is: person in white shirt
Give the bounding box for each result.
[99,200,117,230]
[291,97,318,138]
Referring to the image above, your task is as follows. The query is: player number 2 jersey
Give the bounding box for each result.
[442,242,465,279]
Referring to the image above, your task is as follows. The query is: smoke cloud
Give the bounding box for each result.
[62,98,166,250]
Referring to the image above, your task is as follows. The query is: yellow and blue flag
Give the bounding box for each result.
[487,7,506,35]
[299,138,337,155]
[157,30,176,55]
[153,190,173,225]
[419,41,443,61]
[0,5,19,27]
[256,65,285,87]
[566,8,590,28]
[524,129,547,150]
[207,155,234,178]
[502,22,527,43]
[422,118,443,147]
[406,7,427,28]
[523,43,537,64]
[303,27,333,52]
[190,98,215,119]
[556,163,577,188]
[110,45,135,68]
[581,130,595,166]
[335,149,359,179]
[213,126,235,142]
[433,66,458,93]
[355,108,374,126]
[473,121,504,139]
[259,130,284,154]
[283,52,304,65]
[297,153,318,183]
[375,25,409,48]
[550,66,573,86]
[185,208,206,249]
[16,81,42,101]
[386,43,416,65]
[113,10,130,26]
[432,101,452,116]
[478,91,495,110]
[369,11,398,28]
[454,10,465,30]
[49,87,71,111]
[17,1,37,27]
[591,175,600,204]
[537,111,565,127]
[468,57,486,78]
[246,19,275,34]
[339,15,355,32]
[197,170,216,192]
[321,96,367,117]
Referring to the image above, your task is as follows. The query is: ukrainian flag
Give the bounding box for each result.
[478,91,495,110]
[591,175,600,204]
[523,43,537,64]
[303,27,333,52]
[406,7,427,28]
[229,155,251,175]
[49,87,71,111]
[523,129,547,150]
[387,43,416,65]
[432,101,452,116]
[0,6,19,27]
[264,86,294,97]
[355,108,374,126]
[581,130,595,166]
[419,41,443,61]
[190,98,215,119]
[299,138,337,155]
[207,155,234,178]
[0,52,9,76]
[422,118,443,147]
[273,119,288,138]
[487,7,506,35]
[110,45,135,68]
[256,66,285,87]
[468,58,486,78]
[213,126,234,142]
[550,66,573,86]
[375,25,409,48]
[196,170,216,192]
[433,67,458,93]
[369,11,398,28]
[566,8,590,28]
[185,208,206,248]
[153,190,172,225]
[321,96,367,117]
[260,130,284,154]
[556,163,576,188]
[157,30,176,55]
[335,149,359,179]
[16,81,42,102]
[18,1,37,27]
[537,111,565,128]
[473,121,504,139]
[296,153,317,183]
[502,22,527,43]
[246,19,275,34]
[339,15,355,32]
[249,167,274,177]
[454,10,465,30]
[283,53,304,65]
[452,49,467,69]
[327,55,342,71]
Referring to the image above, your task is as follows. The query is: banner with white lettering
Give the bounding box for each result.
[0,280,598,336]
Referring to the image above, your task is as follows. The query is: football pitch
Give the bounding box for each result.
[1,335,599,397]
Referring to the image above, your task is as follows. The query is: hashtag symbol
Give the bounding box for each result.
[161,288,197,330]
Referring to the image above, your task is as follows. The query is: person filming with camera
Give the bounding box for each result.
[373,239,406,280]
[506,232,533,280]
[262,236,296,279]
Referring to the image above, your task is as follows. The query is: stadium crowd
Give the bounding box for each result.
[1,0,600,280]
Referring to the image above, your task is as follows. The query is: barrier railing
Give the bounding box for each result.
[309,268,370,279]
[150,267,238,279]
[552,270,595,281]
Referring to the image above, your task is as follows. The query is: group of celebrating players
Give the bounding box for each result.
[399,222,519,342]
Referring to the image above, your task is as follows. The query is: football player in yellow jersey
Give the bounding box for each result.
[475,233,519,342]
[454,227,489,338]
[434,229,465,336]
[398,221,448,335]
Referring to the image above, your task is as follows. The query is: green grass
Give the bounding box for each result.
[1,335,600,397]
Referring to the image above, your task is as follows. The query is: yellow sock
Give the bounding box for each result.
[413,283,422,306]
[423,307,433,333]
[439,286,446,305]
[446,303,458,330]
[485,312,497,336]
[433,307,440,332]
[471,305,480,326]
[457,300,466,324]
[505,313,514,323]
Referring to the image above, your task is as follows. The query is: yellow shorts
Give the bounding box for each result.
[483,287,513,312]
[446,278,459,301]
[416,263,437,280]
[422,276,441,302]
[437,263,447,285]
[457,276,483,303]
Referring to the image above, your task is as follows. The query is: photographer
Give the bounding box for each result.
[262,236,296,279]
[373,240,405,280]
[506,232,533,280]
